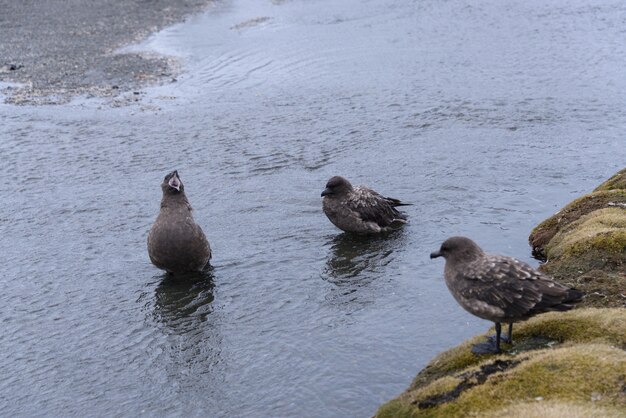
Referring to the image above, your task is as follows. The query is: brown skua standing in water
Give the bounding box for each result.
[148,170,211,274]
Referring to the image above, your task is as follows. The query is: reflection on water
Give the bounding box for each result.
[321,231,407,316]
[150,270,227,414]
[323,230,406,284]
[153,270,215,333]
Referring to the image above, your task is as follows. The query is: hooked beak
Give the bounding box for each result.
[168,171,181,191]
[430,251,442,259]
[321,188,332,197]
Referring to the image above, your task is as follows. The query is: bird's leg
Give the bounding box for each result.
[472,323,501,354]
[504,323,513,344]
[487,322,513,344]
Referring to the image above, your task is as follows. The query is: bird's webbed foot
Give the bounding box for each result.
[487,333,512,344]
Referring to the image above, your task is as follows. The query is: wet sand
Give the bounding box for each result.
[0,0,213,105]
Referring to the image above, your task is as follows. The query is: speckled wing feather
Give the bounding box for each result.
[348,187,407,228]
[455,255,573,320]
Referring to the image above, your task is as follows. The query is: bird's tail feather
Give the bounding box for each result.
[564,288,584,303]
[385,197,412,207]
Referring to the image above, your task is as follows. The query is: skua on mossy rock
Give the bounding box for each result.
[430,236,583,354]
[376,308,626,418]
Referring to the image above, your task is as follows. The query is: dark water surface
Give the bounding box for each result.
[1,0,625,416]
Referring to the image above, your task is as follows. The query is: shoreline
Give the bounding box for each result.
[0,0,213,105]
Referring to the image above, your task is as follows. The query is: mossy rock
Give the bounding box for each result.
[594,167,626,192]
[529,189,626,259]
[408,308,626,392]
[376,308,626,418]
[536,207,626,308]
[544,207,626,267]
[546,207,626,257]
[564,271,626,308]
[482,401,626,418]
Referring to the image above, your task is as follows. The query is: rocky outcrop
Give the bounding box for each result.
[376,168,626,417]
[376,309,626,418]
[529,168,626,308]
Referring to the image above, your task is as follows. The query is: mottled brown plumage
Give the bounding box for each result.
[321,176,409,234]
[430,236,583,354]
[147,171,211,274]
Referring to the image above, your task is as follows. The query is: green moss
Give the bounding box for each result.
[564,271,626,308]
[378,376,464,418]
[546,208,626,259]
[409,335,491,392]
[376,309,626,418]
[528,185,626,308]
[536,208,626,308]
[444,345,626,413]
[512,308,626,346]
[411,309,626,392]
[413,376,462,400]
[380,344,626,418]
[484,401,626,418]
[528,189,626,257]
[376,400,416,418]
[594,167,626,192]
[545,208,626,253]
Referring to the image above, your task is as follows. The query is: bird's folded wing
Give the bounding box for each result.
[458,256,544,318]
[348,188,403,227]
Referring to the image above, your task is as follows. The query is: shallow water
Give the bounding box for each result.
[1,0,625,416]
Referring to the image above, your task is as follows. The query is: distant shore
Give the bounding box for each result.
[0,0,213,105]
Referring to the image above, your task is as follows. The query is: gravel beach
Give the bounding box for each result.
[0,0,213,104]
